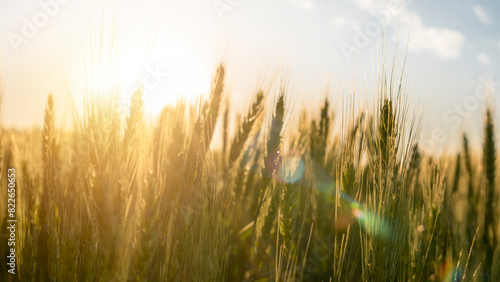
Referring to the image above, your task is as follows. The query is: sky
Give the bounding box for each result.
[0,0,499,153]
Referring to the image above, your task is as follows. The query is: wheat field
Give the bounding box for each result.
[0,50,499,282]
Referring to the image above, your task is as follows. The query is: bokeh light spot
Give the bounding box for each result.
[279,156,305,184]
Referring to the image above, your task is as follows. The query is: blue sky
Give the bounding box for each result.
[0,0,498,152]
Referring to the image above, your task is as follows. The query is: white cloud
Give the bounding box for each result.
[291,0,316,11]
[473,5,491,25]
[402,13,465,60]
[350,0,395,11]
[344,0,466,59]
[351,21,362,31]
[331,16,350,29]
[330,15,361,31]
[477,53,490,66]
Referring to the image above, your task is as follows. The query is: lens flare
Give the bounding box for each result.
[258,146,392,239]
[279,155,305,184]
[349,202,390,238]
[266,150,305,184]
[310,161,391,239]
[438,260,462,281]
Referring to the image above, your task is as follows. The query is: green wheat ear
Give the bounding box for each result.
[252,94,285,265]
[451,153,461,194]
[263,92,285,186]
[461,133,478,251]
[261,93,285,218]
[379,98,396,165]
[280,181,298,254]
[310,98,331,166]
[260,93,285,193]
[408,144,422,189]
[483,107,497,278]
[462,135,474,207]
[267,95,285,164]
[483,109,496,191]
[231,91,264,201]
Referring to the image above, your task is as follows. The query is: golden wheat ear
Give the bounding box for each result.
[229,91,264,164]
[203,64,225,147]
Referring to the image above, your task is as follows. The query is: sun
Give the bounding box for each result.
[118,45,213,115]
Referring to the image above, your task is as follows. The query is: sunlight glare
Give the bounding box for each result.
[118,45,212,116]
